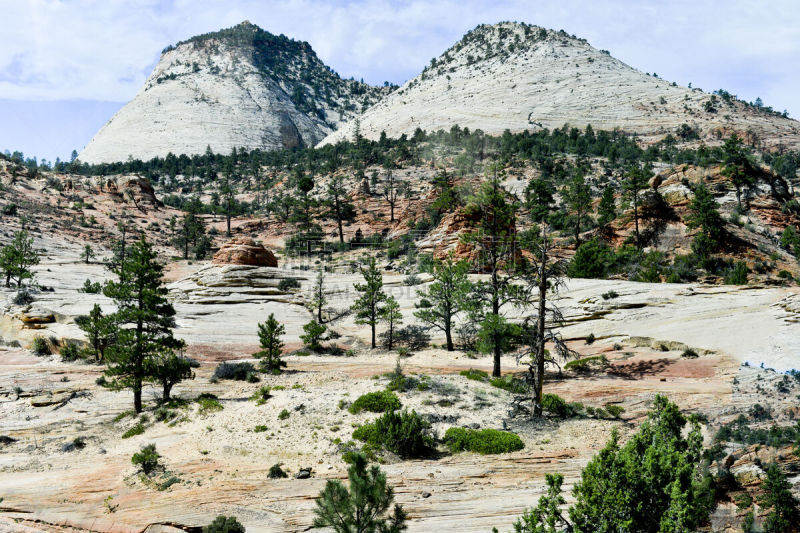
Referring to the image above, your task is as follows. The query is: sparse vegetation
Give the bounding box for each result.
[131,443,160,475]
[268,463,288,478]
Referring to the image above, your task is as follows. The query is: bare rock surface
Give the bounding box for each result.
[79,21,392,164]
[322,22,800,150]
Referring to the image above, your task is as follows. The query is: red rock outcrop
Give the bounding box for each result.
[212,236,278,267]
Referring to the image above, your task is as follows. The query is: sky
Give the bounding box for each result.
[1,0,799,162]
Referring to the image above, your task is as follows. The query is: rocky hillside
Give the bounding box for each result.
[322,22,800,149]
[79,21,393,164]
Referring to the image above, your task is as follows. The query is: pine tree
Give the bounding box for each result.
[685,182,724,262]
[569,396,713,533]
[75,303,112,362]
[254,313,286,373]
[511,473,570,533]
[382,171,401,222]
[462,167,526,377]
[414,257,472,351]
[0,229,39,289]
[623,163,653,248]
[311,267,327,323]
[325,174,356,243]
[148,350,193,402]
[353,257,387,349]
[301,319,327,351]
[290,172,321,253]
[381,296,402,350]
[518,221,571,418]
[721,134,754,211]
[313,452,407,533]
[524,179,555,224]
[564,170,592,248]
[81,244,95,264]
[597,186,617,227]
[219,165,238,237]
[759,463,799,532]
[103,237,183,413]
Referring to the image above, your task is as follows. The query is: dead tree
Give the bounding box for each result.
[382,171,400,222]
[511,222,575,419]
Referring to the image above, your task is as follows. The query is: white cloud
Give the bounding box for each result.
[0,0,799,116]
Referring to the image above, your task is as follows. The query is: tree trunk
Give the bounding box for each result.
[534,225,548,418]
[388,322,393,350]
[371,323,376,349]
[633,197,640,248]
[444,316,453,351]
[390,202,395,222]
[163,382,171,402]
[226,214,231,236]
[491,267,501,377]
[134,378,142,413]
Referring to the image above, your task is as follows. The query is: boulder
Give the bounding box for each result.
[120,177,163,210]
[212,237,278,267]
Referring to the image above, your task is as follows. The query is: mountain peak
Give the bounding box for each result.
[79,23,393,163]
[322,22,799,149]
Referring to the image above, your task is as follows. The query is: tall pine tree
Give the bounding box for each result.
[103,237,183,413]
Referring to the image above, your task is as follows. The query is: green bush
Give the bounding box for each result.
[254,425,268,433]
[122,422,145,439]
[565,355,608,372]
[724,261,749,285]
[443,427,524,454]
[352,409,434,458]
[202,515,245,533]
[251,386,271,405]
[268,463,288,478]
[31,336,50,356]
[604,404,625,419]
[489,375,527,394]
[277,278,301,291]
[131,443,160,475]
[278,409,290,420]
[348,391,401,414]
[300,319,327,350]
[80,279,102,293]
[541,393,580,419]
[568,239,613,278]
[212,362,257,381]
[196,393,223,414]
[514,395,714,533]
[681,348,699,358]
[459,368,488,381]
[60,342,81,362]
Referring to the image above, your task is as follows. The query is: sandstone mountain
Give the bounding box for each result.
[79,21,393,164]
[322,22,800,149]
